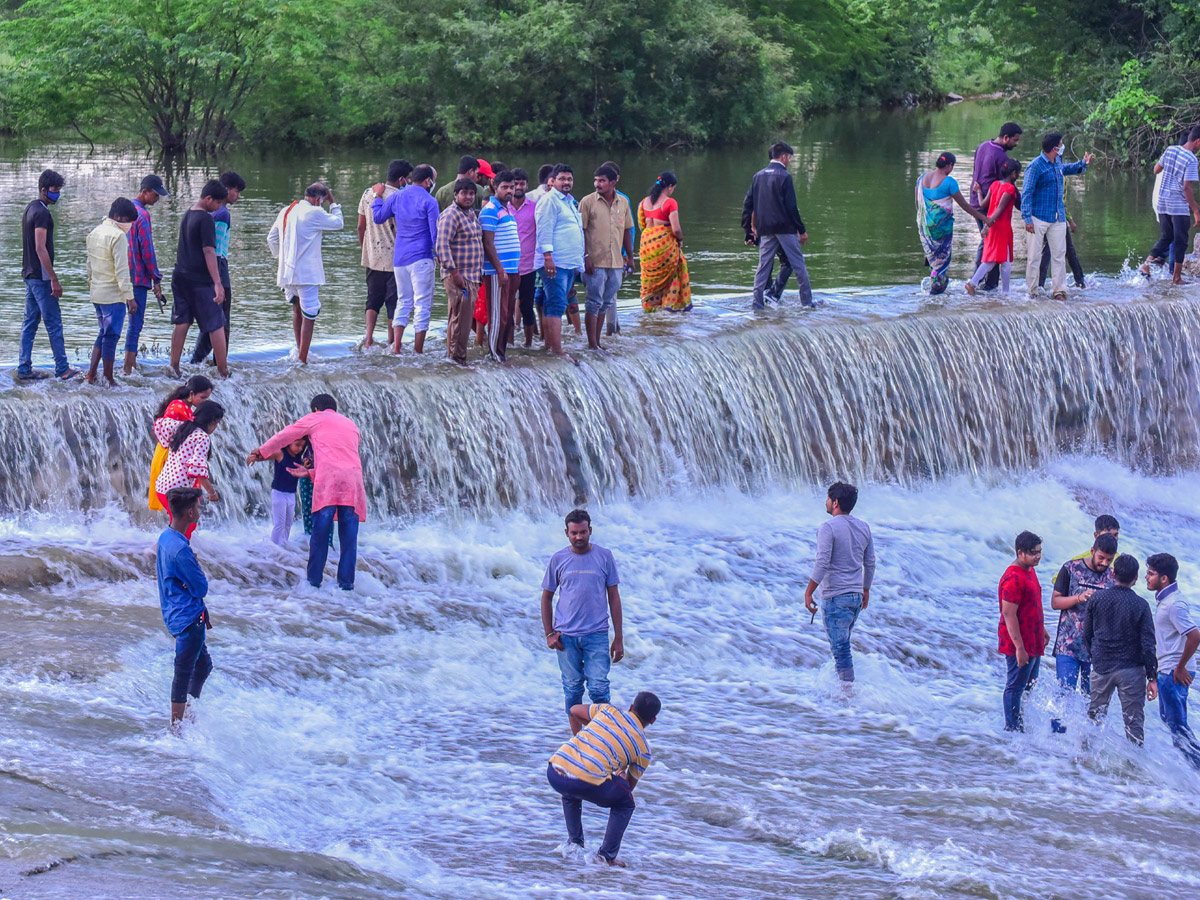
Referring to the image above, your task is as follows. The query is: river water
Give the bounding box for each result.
[2,104,1200,900]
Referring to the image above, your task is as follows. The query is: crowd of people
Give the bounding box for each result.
[916,121,1200,298]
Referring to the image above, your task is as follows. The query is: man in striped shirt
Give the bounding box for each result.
[546,692,660,866]
[480,170,521,362]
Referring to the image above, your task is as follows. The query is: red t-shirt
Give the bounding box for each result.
[997,564,1046,656]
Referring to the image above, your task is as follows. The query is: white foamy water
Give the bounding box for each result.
[3,458,1199,900]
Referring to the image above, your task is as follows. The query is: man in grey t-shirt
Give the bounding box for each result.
[1146,552,1200,768]
[541,508,625,733]
[804,482,876,683]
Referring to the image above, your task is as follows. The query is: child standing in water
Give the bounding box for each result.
[966,159,1021,296]
[249,437,309,545]
[156,486,213,730]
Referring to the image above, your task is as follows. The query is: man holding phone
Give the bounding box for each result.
[540,509,625,733]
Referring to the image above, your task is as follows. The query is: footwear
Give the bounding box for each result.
[1052,291,1067,301]
[15,370,51,381]
[55,368,83,380]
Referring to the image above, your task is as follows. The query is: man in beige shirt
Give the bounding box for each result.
[579,164,633,350]
[85,198,138,384]
[357,159,411,349]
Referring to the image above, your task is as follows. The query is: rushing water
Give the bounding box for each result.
[2,104,1200,900]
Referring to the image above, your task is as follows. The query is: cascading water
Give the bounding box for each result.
[2,298,1200,521]
[4,296,1200,900]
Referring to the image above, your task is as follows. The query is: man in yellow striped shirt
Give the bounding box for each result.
[546,692,660,866]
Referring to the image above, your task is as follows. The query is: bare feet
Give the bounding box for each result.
[596,855,627,868]
[964,282,976,296]
[1052,291,1067,301]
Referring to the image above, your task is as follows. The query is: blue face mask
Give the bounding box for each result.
[46,190,61,203]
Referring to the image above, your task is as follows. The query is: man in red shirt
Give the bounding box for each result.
[999,530,1049,731]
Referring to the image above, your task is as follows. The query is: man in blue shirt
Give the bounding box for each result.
[1021,132,1093,300]
[535,163,585,361]
[373,164,439,354]
[156,486,213,729]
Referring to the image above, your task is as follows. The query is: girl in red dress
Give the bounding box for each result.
[966,159,1021,295]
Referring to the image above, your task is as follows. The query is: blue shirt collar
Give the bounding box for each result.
[1156,582,1180,602]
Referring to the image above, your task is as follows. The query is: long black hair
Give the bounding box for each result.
[155,375,213,419]
[169,400,225,452]
[648,171,677,205]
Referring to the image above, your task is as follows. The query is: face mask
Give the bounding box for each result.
[115,220,134,234]
[46,190,61,203]
[1057,145,1065,155]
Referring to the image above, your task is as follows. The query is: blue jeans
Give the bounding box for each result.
[172,617,213,704]
[19,277,69,377]
[547,762,635,860]
[92,302,127,361]
[557,630,611,714]
[308,505,359,589]
[1157,672,1200,769]
[541,267,576,318]
[822,592,863,681]
[125,286,149,354]
[1051,654,1091,733]
[1003,654,1041,732]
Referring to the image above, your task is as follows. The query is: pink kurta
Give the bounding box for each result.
[259,410,367,521]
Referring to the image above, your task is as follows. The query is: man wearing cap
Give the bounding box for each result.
[267,182,344,365]
[123,174,167,374]
[436,156,493,210]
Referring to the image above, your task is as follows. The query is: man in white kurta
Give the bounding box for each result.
[267,182,343,364]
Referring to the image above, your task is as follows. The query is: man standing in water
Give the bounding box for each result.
[435,178,484,365]
[998,531,1048,732]
[249,394,366,591]
[804,482,876,684]
[192,171,247,365]
[1048,532,1117,732]
[1083,554,1157,744]
[1021,133,1093,300]
[18,169,79,381]
[267,182,344,365]
[156,486,213,730]
[168,180,229,378]
[358,159,411,349]
[124,174,167,375]
[373,163,439,354]
[535,163,585,360]
[1146,553,1200,768]
[546,691,659,867]
[1139,125,1200,285]
[744,141,815,310]
[969,122,1022,291]
[541,509,625,733]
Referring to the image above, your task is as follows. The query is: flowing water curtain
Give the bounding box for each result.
[1,301,1199,521]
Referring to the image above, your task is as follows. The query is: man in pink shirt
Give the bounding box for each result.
[507,167,540,347]
[248,394,367,590]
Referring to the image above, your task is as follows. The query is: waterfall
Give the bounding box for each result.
[2,299,1198,522]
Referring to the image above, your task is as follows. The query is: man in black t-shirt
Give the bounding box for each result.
[169,180,230,377]
[18,169,79,380]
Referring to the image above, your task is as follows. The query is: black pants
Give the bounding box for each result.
[1150,214,1192,268]
[172,618,213,704]
[517,271,538,326]
[974,217,1001,290]
[1039,228,1085,288]
[191,259,231,363]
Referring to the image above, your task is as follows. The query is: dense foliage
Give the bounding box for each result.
[0,0,1196,161]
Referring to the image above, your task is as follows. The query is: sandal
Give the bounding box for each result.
[15,370,51,381]
[55,368,83,381]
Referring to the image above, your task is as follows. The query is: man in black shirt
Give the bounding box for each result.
[742,141,815,310]
[18,169,79,380]
[1083,554,1158,744]
[169,180,229,378]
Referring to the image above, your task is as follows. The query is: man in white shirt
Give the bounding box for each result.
[268,182,343,364]
[535,164,584,361]
[1146,552,1200,768]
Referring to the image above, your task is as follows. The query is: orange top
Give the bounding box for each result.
[640,197,677,223]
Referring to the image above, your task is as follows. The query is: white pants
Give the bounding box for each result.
[1025,218,1067,297]
[393,258,436,331]
[270,489,295,546]
[969,261,1012,293]
[285,284,321,318]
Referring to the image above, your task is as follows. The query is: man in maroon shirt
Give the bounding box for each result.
[999,530,1049,731]
[971,123,1023,291]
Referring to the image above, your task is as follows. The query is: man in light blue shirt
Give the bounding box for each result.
[373,164,439,353]
[535,163,584,360]
[1021,131,1093,300]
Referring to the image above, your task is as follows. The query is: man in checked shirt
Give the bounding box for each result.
[435,178,483,365]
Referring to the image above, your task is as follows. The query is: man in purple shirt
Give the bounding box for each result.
[507,167,540,347]
[125,174,167,374]
[372,164,439,354]
[970,122,1023,291]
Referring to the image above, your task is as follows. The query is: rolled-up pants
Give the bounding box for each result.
[1025,218,1067,296]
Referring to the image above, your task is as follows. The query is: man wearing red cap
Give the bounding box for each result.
[436,156,493,211]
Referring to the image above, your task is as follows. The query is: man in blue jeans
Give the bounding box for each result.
[156,487,214,731]
[1146,553,1200,768]
[18,168,79,381]
[535,163,584,361]
[541,508,625,732]
[805,482,876,683]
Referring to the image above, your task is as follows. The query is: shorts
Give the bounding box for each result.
[286,284,321,319]
[171,274,225,334]
[365,268,397,317]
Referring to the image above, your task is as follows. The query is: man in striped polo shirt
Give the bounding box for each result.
[480,170,521,362]
[546,692,660,866]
